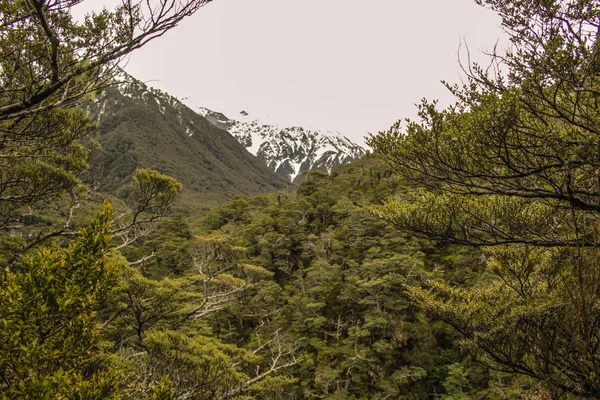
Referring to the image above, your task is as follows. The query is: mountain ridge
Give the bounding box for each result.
[197,107,368,183]
[84,72,291,214]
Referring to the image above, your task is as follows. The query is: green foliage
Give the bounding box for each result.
[142,330,258,399]
[369,0,600,397]
[104,264,203,345]
[0,0,210,228]
[98,229,290,398]
[199,156,528,399]
[128,215,194,277]
[146,376,177,400]
[0,203,123,398]
[7,0,592,398]
[0,1,213,397]
[132,169,183,215]
[0,104,94,229]
[407,245,600,397]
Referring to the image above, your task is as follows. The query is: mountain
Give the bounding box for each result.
[197,107,368,183]
[84,73,290,214]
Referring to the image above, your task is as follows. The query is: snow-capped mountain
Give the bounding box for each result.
[91,71,195,132]
[197,107,368,183]
[89,70,366,185]
[84,71,290,211]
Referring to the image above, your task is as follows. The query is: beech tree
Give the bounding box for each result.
[0,0,210,235]
[0,0,210,397]
[0,203,120,398]
[369,0,600,397]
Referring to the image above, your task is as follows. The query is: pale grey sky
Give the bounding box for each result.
[75,0,506,145]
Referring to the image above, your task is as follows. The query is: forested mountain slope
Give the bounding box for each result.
[85,73,291,212]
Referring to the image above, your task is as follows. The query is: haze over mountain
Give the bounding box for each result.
[199,107,367,183]
[84,73,291,213]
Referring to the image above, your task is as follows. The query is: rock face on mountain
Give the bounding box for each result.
[85,73,290,213]
[198,108,368,183]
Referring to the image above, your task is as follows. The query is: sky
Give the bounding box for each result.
[74,0,506,146]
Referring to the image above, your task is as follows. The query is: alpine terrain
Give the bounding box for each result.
[84,72,290,213]
[198,107,367,183]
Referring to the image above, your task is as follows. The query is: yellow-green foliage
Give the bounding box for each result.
[406,245,600,396]
[0,203,122,398]
[132,169,184,215]
[142,330,259,399]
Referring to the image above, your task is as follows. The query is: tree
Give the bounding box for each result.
[369,0,600,396]
[0,203,123,398]
[0,1,211,397]
[95,231,305,399]
[0,0,210,235]
[198,158,534,399]
[112,168,184,250]
[0,0,213,121]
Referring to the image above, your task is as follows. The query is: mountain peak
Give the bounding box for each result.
[198,107,367,182]
[84,71,290,213]
[92,71,367,185]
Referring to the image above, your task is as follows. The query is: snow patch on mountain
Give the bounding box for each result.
[87,70,366,184]
[198,107,367,182]
[87,70,199,140]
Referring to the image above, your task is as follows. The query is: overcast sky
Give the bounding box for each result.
[75,0,506,145]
